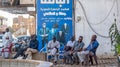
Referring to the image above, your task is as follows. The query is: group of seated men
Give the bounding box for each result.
[0,28,39,59]
[13,34,99,66]
[47,35,99,65]
[13,34,39,59]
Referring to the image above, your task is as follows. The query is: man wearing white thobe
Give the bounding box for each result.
[47,36,60,64]
[2,28,12,58]
[4,28,12,48]
[77,35,99,65]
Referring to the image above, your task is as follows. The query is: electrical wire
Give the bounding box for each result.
[79,0,115,25]
[77,0,111,38]
[116,0,119,16]
[115,0,120,34]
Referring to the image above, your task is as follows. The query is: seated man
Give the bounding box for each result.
[77,35,99,65]
[47,36,60,65]
[64,36,76,64]
[72,36,85,64]
[23,34,39,59]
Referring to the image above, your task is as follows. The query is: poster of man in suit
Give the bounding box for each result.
[39,23,49,48]
[37,0,73,51]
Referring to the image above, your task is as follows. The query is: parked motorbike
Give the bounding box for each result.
[13,39,29,52]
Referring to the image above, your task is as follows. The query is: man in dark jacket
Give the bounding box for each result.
[23,34,39,59]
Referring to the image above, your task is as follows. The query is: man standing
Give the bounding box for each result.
[2,28,12,58]
[47,36,60,65]
[72,36,85,64]
[4,28,12,47]
[77,35,99,65]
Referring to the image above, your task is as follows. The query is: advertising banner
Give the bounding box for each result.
[37,0,73,51]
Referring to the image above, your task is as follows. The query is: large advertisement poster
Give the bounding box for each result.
[37,0,73,51]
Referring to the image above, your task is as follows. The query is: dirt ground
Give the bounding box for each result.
[54,58,120,67]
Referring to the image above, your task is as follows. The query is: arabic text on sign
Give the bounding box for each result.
[41,0,69,4]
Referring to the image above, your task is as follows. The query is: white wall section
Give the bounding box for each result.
[75,0,120,55]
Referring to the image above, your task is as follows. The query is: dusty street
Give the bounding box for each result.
[54,58,120,67]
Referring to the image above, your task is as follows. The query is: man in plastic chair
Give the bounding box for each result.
[47,36,60,65]
[72,36,85,64]
[77,35,99,65]
[64,36,76,65]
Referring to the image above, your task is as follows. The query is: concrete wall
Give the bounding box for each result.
[75,0,120,56]
[0,59,53,67]
[20,0,35,5]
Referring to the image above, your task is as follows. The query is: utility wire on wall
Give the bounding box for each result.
[87,0,116,25]
[115,0,120,34]
[76,0,116,38]
[116,0,119,17]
